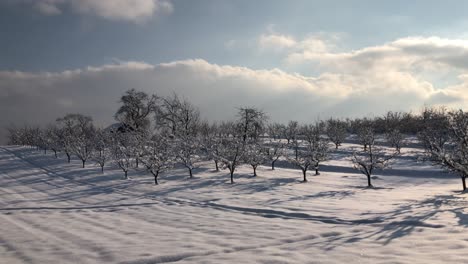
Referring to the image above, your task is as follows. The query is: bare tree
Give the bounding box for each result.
[283,121,299,144]
[56,114,95,168]
[420,109,468,191]
[303,123,330,175]
[244,140,266,177]
[385,129,405,153]
[218,136,245,184]
[170,98,203,178]
[382,111,406,153]
[37,128,50,154]
[264,139,284,170]
[287,142,316,182]
[45,125,62,158]
[418,106,450,153]
[237,107,268,142]
[141,134,174,185]
[115,89,158,132]
[111,132,135,179]
[266,123,283,140]
[351,140,397,188]
[355,118,375,151]
[200,122,222,171]
[92,129,113,173]
[175,138,203,179]
[325,118,347,149]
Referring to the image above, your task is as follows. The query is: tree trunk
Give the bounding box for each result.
[53,150,57,158]
[101,165,104,173]
[66,153,71,163]
[302,169,308,182]
[215,160,219,171]
[335,143,339,149]
[253,166,257,177]
[462,176,466,191]
[82,160,85,168]
[271,160,276,170]
[315,167,320,175]
[230,170,234,184]
[154,171,159,185]
[44,148,47,154]
[136,157,139,168]
[367,174,373,187]
[189,168,193,178]
[124,170,128,179]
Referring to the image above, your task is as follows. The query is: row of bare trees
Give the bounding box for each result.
[7,89,468,191]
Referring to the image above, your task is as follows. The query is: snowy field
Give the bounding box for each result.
[1,143,467,264]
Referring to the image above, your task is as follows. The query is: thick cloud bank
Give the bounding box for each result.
[1,56,464,143]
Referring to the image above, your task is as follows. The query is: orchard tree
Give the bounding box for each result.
[385,129,405,153]
[244,140,267,177]
[267,123,283,140]
[141,134,174,185]
[37,128,50,154]
[56,116,77,163]
[111,132,135,179]
[56,114,95,167]
[421,109,468,191]
[115,89,158,132]
[176,138,203,179]
[218,136,245,184]
[200,122,222,171]
[156,94,184,136]
[356,118,375,151]
[172,97,203,178]
[326,118,348,149]
[303,123,330,175]
[287,142,317,182]
[418,107,450,153]
[237,107,268,142]
[264,139,284,170]
[92,129,113,173]
[382,111,406,153]
[351,141,397,188]
[45,125,62,158]
[283,121,299,144]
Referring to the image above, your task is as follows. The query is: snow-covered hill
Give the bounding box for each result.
[1,144,467,264]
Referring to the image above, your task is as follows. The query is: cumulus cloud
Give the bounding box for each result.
[2,58,465,143]
[16,0,173,22]
[258,34,297,52]
[287,36,468,74]
[258,32,337,54]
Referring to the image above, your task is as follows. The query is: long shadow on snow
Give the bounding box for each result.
[312,194,462,250]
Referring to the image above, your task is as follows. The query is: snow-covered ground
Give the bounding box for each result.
[1,143,467,264]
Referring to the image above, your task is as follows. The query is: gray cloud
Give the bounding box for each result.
[12,0,173,23]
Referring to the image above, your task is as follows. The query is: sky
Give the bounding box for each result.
[2,0,468,143]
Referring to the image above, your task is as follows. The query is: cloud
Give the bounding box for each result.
[35,0,63,15]
[16,0,173,23]
[258,32,338,54]
[3,58,466,144]
[71,0,173,22]
[287,36,468,74]
[258,34,297,52]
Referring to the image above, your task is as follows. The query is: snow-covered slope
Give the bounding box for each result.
[0,145,467,264]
